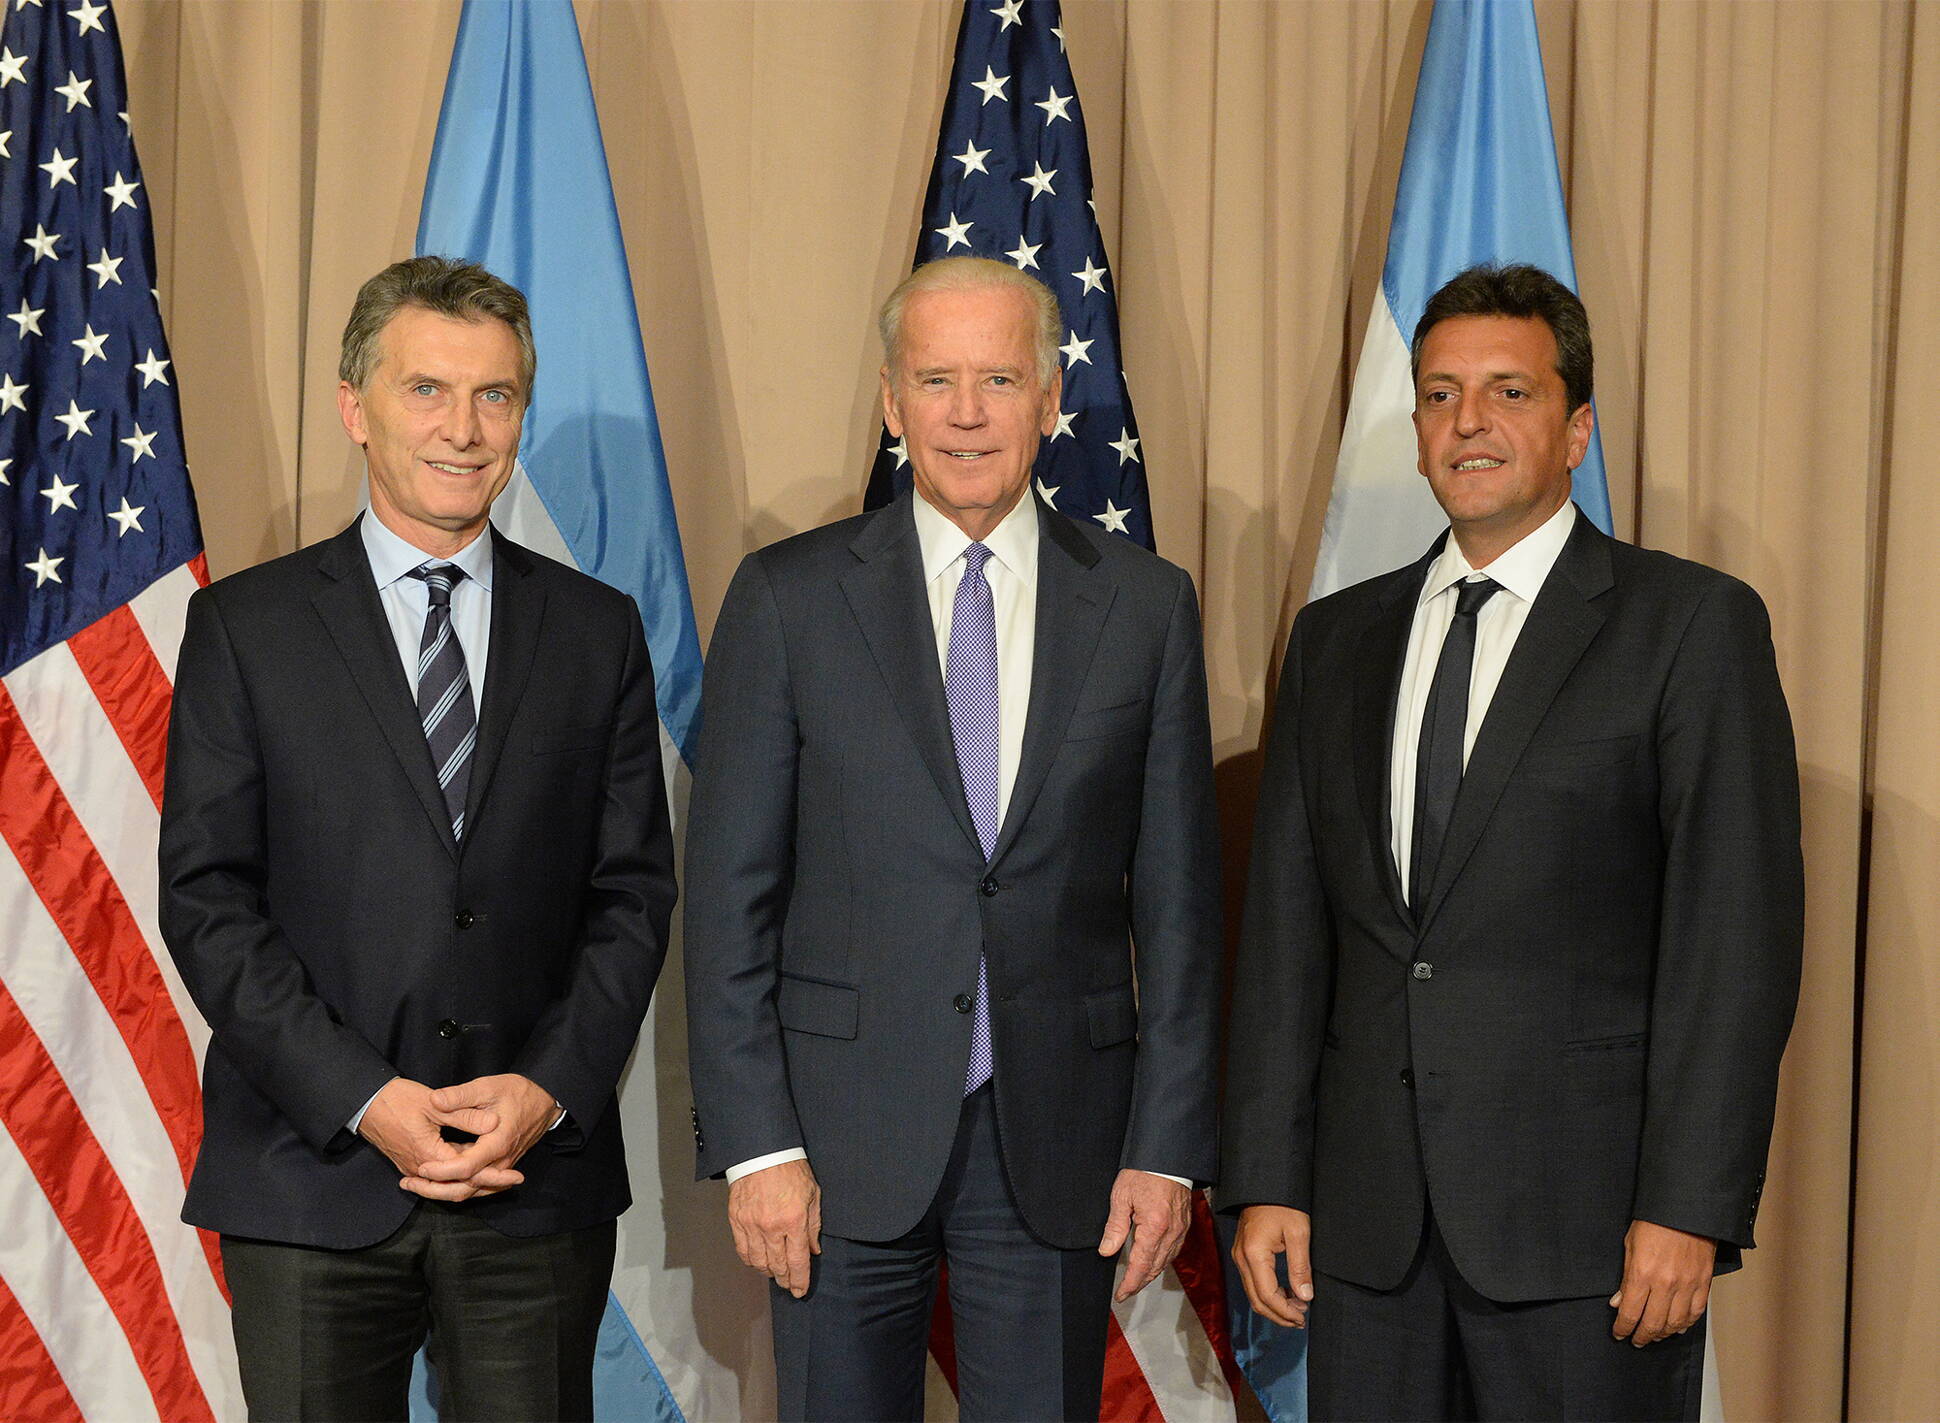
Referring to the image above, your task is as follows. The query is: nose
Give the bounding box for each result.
[947,381,987,428]
[442,395,484,449]
[1453,387,1489,437]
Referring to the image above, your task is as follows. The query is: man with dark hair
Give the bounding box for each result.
[161,256,674,1419]
[1223,262,1802,1420]
[685,257,1221,1420]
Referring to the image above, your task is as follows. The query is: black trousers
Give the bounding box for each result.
[1307,1208,1704,1422]
[770,1084,1118,1422]
[221,1203,615,1422]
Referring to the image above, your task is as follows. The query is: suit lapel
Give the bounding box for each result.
[1418,516,1613,932]
[311,518,457,857]
[840,494,983,855]
[461,529,545,845]
[990,502,1109,864]
[1353,547,1439,925]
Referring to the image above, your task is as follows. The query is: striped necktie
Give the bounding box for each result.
[946,541,999,1095]
[407,563,477,841]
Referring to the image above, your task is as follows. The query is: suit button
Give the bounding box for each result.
[953,994,973,1013]
[979,876,1000,897]
[1411,962,1433,980]
[437,1018,461,1039]
[1400,1069,1415,1088]
[454,910,475,930]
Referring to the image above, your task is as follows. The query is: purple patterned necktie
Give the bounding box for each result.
[946,542,999,1095]
[407,563,477,841]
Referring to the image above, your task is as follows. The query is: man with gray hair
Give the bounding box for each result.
[161,255,675,1419]
[684,256,1222,1419]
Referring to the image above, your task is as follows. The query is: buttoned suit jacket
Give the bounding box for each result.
[684,491,1221,1249]
[159,516,674,1250]
[1222,512,1804,1302]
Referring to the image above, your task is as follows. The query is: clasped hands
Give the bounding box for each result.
[1233,1206,1716,1347]
[728,1161,1190,1302]
[357,1073,559,1201]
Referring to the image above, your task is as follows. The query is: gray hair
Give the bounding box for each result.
[339,255,536,396]
[878,256,1061,385]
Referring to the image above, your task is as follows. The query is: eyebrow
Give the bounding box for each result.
[1418,368,1543,385]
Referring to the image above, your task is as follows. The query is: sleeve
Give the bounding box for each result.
[158,587,399,1151]
[511,594,676,1146]
[1631,576,1804,1249]
[1217,612,1336,1214]
[1118,568,1224,1186]
[682,554,808,1179]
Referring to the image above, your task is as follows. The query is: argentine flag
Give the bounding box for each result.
[414,2,765,1419]
[1309,0,1611,602]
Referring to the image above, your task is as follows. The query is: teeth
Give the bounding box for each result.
[947,451,986,459]
[1456,458,1503,470]
[429,462,472,474]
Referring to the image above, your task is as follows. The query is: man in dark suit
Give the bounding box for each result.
[159,257,674,1421]
[684,256,1221,1420]
[1222,264,1803,1421]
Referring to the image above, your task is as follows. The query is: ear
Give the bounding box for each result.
[880,366,903,437]
[338,380,368,446]
[1039,366,1063,437]
[1565,401,1595,470]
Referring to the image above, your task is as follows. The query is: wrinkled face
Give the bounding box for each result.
[1413,314,1591,560]
[338,305,526,553]
[881,284,1060,540]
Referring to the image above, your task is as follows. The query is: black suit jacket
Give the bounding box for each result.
[684,492,1221,1249]
[1222,512,1804,1302]
[159,518,674,1249]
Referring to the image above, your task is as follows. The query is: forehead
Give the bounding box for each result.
[898,285,1039,369]
[1417,314,1560,380]
[376,305,522,377]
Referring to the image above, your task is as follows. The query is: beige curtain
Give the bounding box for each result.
[114,1,1936,1416]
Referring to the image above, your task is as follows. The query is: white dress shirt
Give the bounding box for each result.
[1389,500,1578,901]
[729,493,1188,1188]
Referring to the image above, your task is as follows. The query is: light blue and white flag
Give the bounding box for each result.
[414,3,761,1420]
[1233,4,1611,1420]
[1308,0,1611,602]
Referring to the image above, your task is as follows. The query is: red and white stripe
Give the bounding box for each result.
[0,556,245,1422]
[923,1193,1245,1421]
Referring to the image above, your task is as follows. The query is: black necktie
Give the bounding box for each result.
[1410,577,1500,911]
[407,563,477,840]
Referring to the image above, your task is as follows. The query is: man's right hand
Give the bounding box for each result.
[1232,1204,1316,1328]
[356,1077,500,1183]
[728,1158,822,1299]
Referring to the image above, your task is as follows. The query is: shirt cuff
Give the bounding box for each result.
[1140,1171,1193,1189]
[725,1147,808,1183]
[549,1105,568,1131]
[346,1078,395,1136]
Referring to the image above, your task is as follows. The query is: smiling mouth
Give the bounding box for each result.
[427,460,484,475]
[1454,457,1504,470]
[945,450,995,460]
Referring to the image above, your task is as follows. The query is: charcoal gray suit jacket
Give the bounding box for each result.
[1222,511,1804,1302]
[684,491,1221,1248]
[160,517,674,1249]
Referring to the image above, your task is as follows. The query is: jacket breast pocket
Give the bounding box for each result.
[1085,984,1137,1048]
[1065,697,1147,743]
[1516,733,1642,779]
[778,974,859,1040]
[531,722,611,756]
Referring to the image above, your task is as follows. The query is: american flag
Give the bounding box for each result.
[0,1,240,1418]
[866,0,1153,553]
[873,3,1245,1417]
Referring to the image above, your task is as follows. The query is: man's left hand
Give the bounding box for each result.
[1610,1220,1717,1346]
[403,1073,560,1202]
[1098,1169,1192,1302]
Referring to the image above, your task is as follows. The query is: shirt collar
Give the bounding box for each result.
[912,488,1040,586]
[1418,499,1577,608]
[360,512,496,594]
